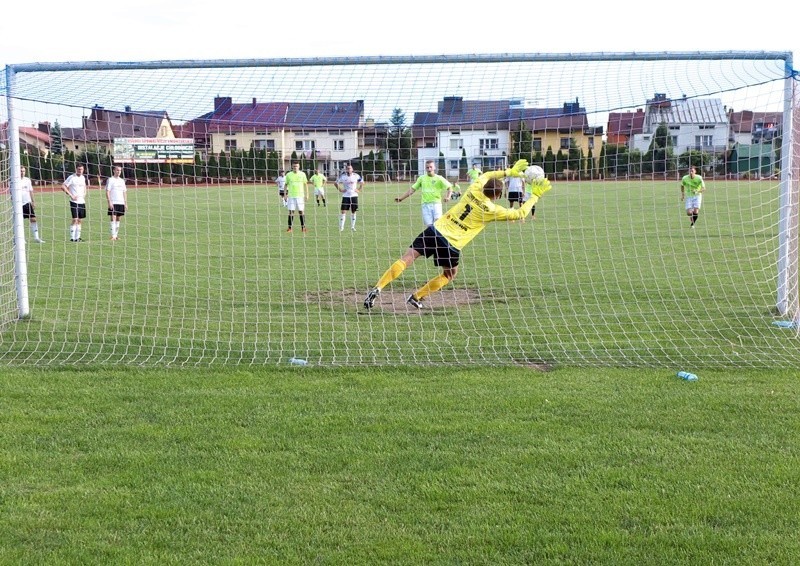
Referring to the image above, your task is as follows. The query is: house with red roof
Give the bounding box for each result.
[175,97,373,175]
[0,122,52,155]
[606,109,645,146]
[60,105,177,155]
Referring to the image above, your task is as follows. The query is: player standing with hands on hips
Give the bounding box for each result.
[335,163,364,232]
[680,165,706,228]
[364,159,552,310]
[106,166,128,240]
[62,164,87,242]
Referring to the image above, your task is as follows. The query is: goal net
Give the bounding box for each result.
[1,52,798,368]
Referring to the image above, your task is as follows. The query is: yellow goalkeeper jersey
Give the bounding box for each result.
[434,170,537,250]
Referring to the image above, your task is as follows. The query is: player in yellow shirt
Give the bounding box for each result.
[467,163,482,183]
[363,159,552,310]
[680,166,706,227]
[285,162,309,233]
[395,160,452,227]
[309,169,327,207]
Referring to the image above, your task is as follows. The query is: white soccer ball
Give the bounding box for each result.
[524,165,545,184]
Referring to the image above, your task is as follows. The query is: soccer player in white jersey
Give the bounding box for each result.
[334,163,363,231]
[275,170,287,206]
[62,164,88,242]
[395,160,452,227]
[363,159,552,310]
[18,166,44,243]
[505,172,525,219]
[106,166,128,240]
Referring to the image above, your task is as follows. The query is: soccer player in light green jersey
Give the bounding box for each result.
[467,163,482,182]
[285,162,309,233]
[363,159,552,310]
[395,160,453,227]
[680,166,706,227]
[309,169,327,207]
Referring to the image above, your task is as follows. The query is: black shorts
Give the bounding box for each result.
[22,203,36,219]
[341,196,359,213]
[108,204,126,217]
[70,202,86,219]
[410,226,461,268]
[508,191,523,204]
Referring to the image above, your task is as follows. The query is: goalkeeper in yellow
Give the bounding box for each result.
[364,159,552,310]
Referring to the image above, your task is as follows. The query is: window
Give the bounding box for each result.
[295,140,316,151]
[224,139,237,151]
[448,160,459,170]
[450,138,463,150]
[588,137,594,150]
[695,135,713,148]
[479,138,498,150]
[560,137,569,150]
[671,136,678,146]
[533,138,542,152]
[252,139,275,151]
[333,139,344,151]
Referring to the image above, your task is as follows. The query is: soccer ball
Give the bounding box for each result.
[524,165,545,184]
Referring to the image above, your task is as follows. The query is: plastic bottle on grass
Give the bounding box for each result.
[677,371,698,381]
[289,357,309,366]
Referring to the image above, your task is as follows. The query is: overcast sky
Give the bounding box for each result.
[1,1,794,66]
[0,1,794,131]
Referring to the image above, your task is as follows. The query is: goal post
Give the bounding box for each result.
[1,51,798,368]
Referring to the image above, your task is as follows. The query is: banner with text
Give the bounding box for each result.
[113,138,195,164]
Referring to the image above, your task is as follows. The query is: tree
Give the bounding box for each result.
[387,107,413,180]
[567,138,581,175]
[459,148,468,181]
[267,151,280,179]
[50,121,63,156]
[543,146,556,176]
[207,154,219,180]
[643,122,674,175]
[511,122,533,164]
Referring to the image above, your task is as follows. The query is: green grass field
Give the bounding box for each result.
[2,179,799,562]
[1,365,798,563]
[1,178,796,368]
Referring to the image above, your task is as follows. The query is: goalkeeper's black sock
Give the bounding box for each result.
[692,213,698,225]
[300,215,305,228]
[288,216,293,228]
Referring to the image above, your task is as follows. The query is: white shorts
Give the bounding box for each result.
[287,197,305,212]
[314,187,325,197]
[422,202,443,227]
[685,195,702,210]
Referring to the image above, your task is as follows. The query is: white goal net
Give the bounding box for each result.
[1,52,798,368]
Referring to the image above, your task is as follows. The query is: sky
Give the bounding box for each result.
[0,1,795,129]
[1,1,794,69]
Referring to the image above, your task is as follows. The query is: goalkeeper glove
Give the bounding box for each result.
[505,159,529,178]
[530,178,552,198]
